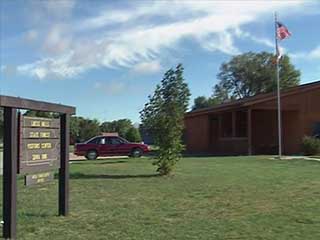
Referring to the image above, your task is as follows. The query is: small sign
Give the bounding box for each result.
[19,116,61,174]
[25,172,54,186]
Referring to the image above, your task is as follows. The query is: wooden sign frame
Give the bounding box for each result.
[0,95,75,239]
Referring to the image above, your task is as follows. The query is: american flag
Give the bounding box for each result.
[276,22,291,40]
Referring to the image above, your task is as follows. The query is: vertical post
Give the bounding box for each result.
[59,113,70,216]
[247,108,252,155]
[275,12,282,159]
[3,107,18,239]
[218,115,222,138]
[232,111,236,137]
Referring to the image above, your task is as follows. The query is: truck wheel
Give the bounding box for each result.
[86,150,98,160]
[131,148,143,158]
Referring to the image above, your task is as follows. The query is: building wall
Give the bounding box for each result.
[185,113,248,155]
[185,86,320,155]
[251,87,320,154]
[212,138,248,155]
[251,110,278,154]
[185,115,209,153]
[301,89,320,136]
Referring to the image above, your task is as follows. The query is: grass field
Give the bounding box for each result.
[0,156,320,239]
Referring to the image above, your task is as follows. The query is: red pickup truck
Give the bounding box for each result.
[74,136,150,160]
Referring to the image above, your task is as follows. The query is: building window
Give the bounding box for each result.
[220,112,232,138]
[235,111,247,137]
[313,122,320,138]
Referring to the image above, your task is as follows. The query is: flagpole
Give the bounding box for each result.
[275,12,282,159]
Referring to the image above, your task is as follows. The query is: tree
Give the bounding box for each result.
[125,127,142,142]
[192,96,220,111]
[77,117,100,142]
[70,116,82,144]
[100,119,135,139]
[79,118,100,142]
[140,64,190,175]
[213,51,300,102]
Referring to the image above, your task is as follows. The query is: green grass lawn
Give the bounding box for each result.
[1,156,320,239]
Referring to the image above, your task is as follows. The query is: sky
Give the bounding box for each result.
[1,0,320,123]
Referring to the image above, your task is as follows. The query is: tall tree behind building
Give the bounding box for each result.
[214,52,300,101]
[192,52,300,111]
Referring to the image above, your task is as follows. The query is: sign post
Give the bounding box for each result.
[59,113,70,216]
[3,107,18,239]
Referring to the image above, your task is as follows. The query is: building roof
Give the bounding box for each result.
[186,80,320,118]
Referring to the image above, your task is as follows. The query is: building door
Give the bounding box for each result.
[282,111,301,155]
[209,117,219,152]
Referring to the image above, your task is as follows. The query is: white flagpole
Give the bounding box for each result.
[275,12,282,159]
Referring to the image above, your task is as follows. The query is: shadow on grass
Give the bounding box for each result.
[19,212,52,218]
[70,172,160,179]
[70,159,128,165]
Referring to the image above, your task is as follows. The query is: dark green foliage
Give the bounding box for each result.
[140,64,190,175]
[125,127,142,142]
[70,116,81,143]
[100,119,141,142]
[70,116,100,143]
[192,96,220,111]
[23,110,59,118]
[213,51,300,102]
[302,136,320,155]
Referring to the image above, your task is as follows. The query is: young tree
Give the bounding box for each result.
[140,64,190,175]
[213,52,300,101]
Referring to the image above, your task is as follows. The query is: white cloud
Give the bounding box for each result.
[132,61,162,75]
[309,46,320,59]
[42,24,73,56]
[17,0,307,80]
[234,28,274,48]
[17,53,86,79]
[94,81,127,95]
[199,31,241,55]
[291,45,320,60]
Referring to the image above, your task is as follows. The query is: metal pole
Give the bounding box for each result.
[275,12,282,159]
[3,107,18,239]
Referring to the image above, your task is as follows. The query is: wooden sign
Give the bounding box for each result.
[1,95,75,239]
[19,116,61,174]
[25,172,54,186]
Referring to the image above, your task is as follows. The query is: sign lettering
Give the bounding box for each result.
[24,172,54,186]
[27,142,53,150]
[19,116,60,174]
[31,121,41,127]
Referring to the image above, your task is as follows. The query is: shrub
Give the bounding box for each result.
[302,136,320,156]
